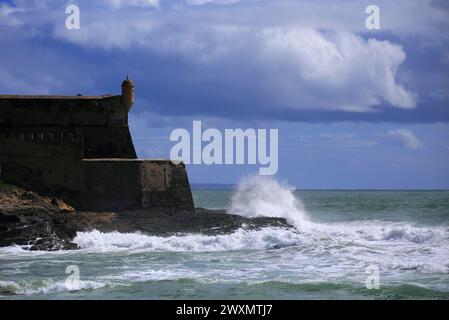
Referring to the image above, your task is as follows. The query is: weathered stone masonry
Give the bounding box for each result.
[0,79,194,211]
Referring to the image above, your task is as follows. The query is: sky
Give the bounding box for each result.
[1,0,449,188]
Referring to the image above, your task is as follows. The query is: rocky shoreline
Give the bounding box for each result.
[0,184,292,251]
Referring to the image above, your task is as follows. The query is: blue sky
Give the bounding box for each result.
[1,0,449,188]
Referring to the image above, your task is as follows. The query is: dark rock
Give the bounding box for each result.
[0,213,20,224]
[19,191,38,200]
[84,208,291,236]
[29,236,79,251]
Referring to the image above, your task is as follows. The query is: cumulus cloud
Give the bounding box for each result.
[388,128,423,149]
[260,28,416,111]
[53,13,416,112]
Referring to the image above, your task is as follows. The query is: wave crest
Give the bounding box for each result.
[0,279,107,296]
[229,175,311,229]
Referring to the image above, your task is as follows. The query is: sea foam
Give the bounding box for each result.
[228,175,448,245]
[0,279,107,296]
[74,227,305,252]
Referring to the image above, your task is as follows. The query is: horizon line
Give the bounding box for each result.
[190,183,449,191]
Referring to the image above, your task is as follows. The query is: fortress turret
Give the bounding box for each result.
[121,76,135,112]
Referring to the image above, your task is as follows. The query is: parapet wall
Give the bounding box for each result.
[0,95,128,126]
[0,95,137,159]
[0,131,82,142]
[81,159,194,211]
[140,160,194,209]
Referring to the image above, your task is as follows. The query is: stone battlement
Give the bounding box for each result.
[0,132,82,143]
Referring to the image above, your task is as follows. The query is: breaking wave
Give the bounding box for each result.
[229,175,449,245]
[72,222,448,254]
[0,279,107,296]
[229,175,312,230]
[74,228,305,252]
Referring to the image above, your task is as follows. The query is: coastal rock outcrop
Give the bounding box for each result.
[0,184,292,251]
[0,187,80,250]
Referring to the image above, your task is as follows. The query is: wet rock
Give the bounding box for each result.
[51,198,75,213]
[0,213,20,224]
[29,236,79,251]
[89,208,291,236]
[0,186,79,250]
[19,191,38,201]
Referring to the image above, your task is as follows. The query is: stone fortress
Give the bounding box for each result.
[0,78,194,211]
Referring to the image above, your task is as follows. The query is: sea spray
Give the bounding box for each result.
[228,176,449,245]
[229,175,311,230]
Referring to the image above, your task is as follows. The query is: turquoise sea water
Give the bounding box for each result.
[1,178,448,300]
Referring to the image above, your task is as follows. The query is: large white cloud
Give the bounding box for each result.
[3,0,449,114]
[260,28,416,111]
[52,14,416,111]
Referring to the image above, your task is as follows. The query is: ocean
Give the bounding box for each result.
[1,177,448,300]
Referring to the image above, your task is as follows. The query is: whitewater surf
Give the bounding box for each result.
[1,176,448,299]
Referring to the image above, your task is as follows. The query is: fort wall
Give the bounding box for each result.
[140,160,194,209]
[0,95,136,159]
[0,95,128,126]
[0,132,194,211]
[0,126,136,159]
[81,160,194,211]
[0,79,194,211]
[0,132,84,197]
